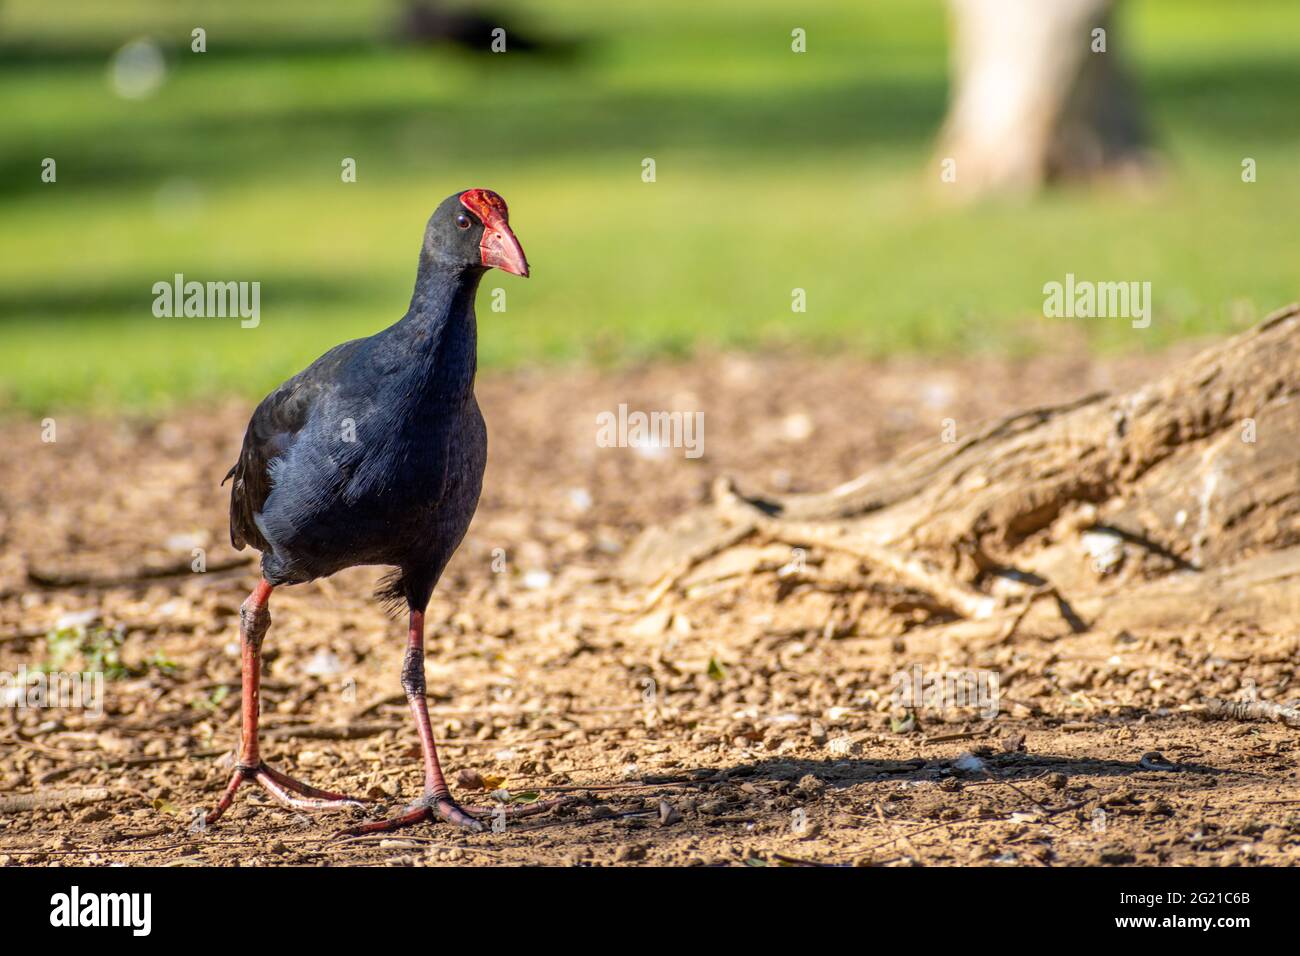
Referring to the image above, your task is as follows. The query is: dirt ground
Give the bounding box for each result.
[2,345,1298,867]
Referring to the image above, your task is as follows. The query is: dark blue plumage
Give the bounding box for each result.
[224,190,526,611]
[205,189,533,834]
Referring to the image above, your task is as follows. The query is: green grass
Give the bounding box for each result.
[1,0,1298,411]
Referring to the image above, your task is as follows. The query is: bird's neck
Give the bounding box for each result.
[387,257,483,407]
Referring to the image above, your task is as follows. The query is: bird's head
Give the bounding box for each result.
[425,188,529,278]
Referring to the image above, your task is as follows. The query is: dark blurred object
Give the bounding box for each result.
[395,0,580,59]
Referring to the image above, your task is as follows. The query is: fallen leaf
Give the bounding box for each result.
[457,769,506,792]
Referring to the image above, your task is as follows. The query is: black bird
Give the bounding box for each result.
[207,189,531,833]
[395,1,580,60]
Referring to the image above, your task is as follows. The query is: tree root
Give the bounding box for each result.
[619,304,1300,637]
[1200,698,1300,729]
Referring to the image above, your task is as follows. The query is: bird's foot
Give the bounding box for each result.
[335,791,576,838]
[335,790,485,837]
[204,761,369,827]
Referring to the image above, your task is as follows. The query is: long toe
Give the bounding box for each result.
[334,793,488,837]
[203,762,367,826]
[433,796,485,832]
[460,796,575,822]
[257,763,370,805]
[332,792,573,838]
[334,803,435,838]
[255,768,368,813]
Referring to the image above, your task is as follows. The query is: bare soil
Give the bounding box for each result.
[2,346,1298,867]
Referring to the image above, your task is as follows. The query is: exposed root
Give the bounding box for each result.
[1200,697,1300,729]
[0,787,111,812]
[620,304,1300,637]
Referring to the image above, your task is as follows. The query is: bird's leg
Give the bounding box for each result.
[236,579,273,768]
[338,608,572,837]
[405,609,487,828]
[340,609,483,835]
[204,579,367,826]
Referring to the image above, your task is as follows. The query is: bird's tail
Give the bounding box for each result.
[373,569,408,619]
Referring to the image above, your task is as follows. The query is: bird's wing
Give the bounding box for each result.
[224,340,364,551]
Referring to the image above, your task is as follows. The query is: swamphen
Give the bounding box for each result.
[206,189,534,834]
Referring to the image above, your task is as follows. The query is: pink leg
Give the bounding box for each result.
[339,610,573,837]
[341,609,484,834]
[204,580,367,826]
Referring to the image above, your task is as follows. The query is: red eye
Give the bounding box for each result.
[456,214,471,229]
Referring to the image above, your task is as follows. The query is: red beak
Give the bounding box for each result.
[460,189,530,278]
[480,223,529,277]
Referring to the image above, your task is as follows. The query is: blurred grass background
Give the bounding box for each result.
[0,0,1297,412]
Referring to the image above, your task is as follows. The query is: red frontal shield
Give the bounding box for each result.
[460,189,529,277]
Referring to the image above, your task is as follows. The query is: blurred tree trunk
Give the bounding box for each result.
[936,0,1152,197]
